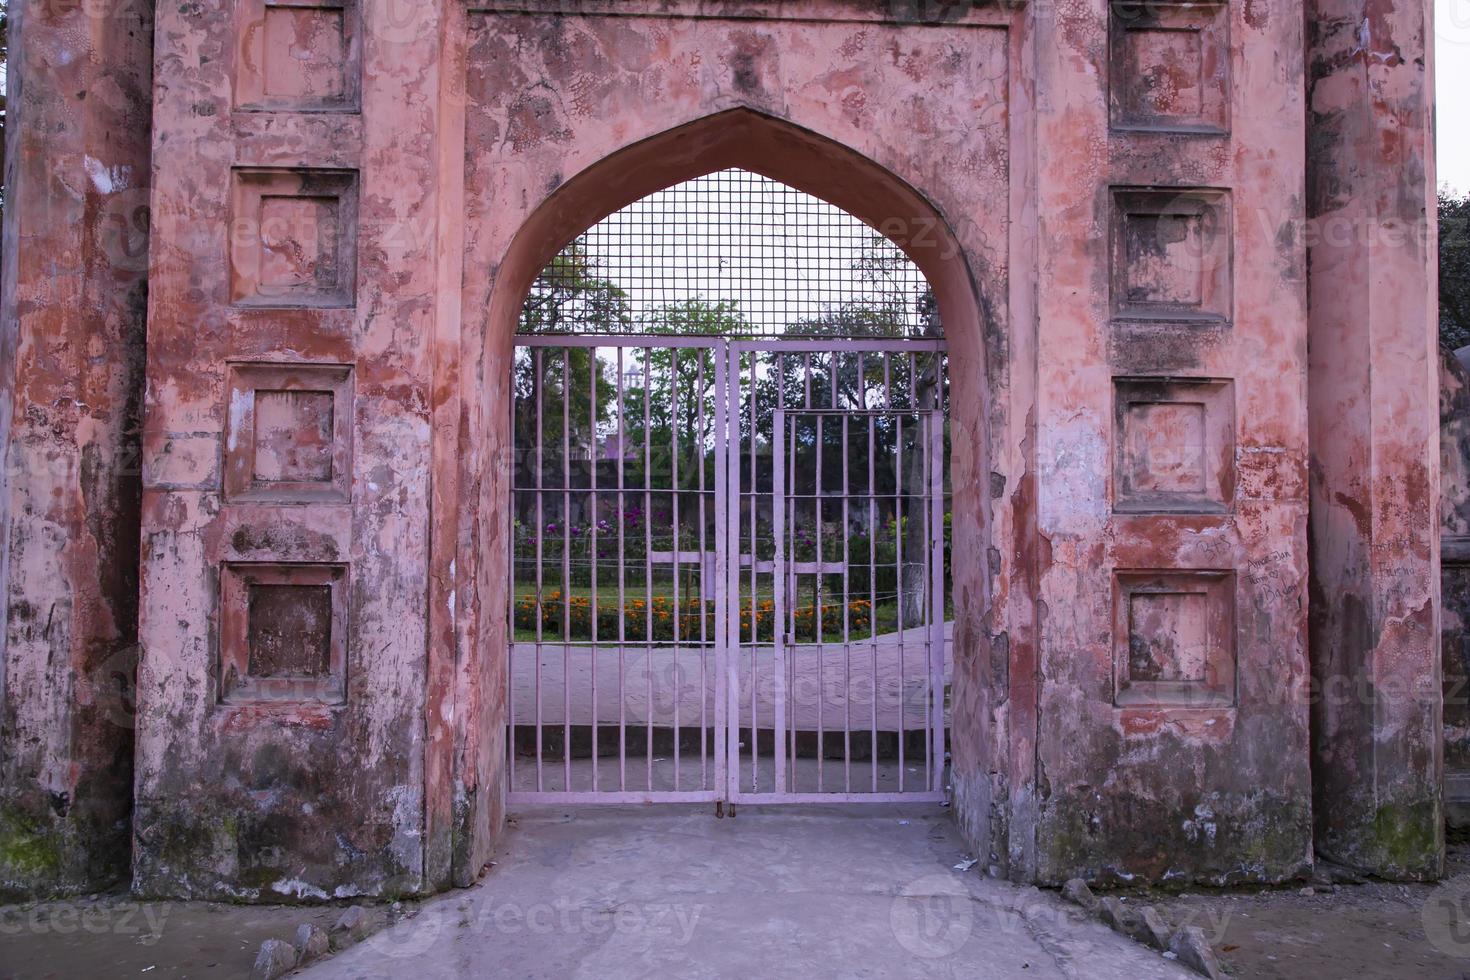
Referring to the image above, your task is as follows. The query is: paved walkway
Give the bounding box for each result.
[303,805,1190,980]
[511,622,954,730]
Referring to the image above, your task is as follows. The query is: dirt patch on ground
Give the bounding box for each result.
[1141,841,1470,979]
[0,892,345,980]
[1152,882,1469,978]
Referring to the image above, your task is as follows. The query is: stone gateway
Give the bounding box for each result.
[0,0,1442,901]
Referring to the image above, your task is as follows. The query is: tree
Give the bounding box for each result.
[1443,190,1470,352]
[513,242,629,494]
[519,240,633,336]
[622,299,750,491]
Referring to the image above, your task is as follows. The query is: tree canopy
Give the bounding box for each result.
[1442,190,1470,352]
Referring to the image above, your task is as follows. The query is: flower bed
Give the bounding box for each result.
[514,592,873,642]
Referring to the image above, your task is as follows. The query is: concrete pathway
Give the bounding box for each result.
[511,622,954,729]
[302,805,1191,980]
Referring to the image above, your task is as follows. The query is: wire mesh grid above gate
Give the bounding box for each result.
[518,168,942,340]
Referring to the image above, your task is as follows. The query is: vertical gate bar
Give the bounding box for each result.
[589,346,599,792]
[617,347,627,791]
[562,347,572,792]
[841,409,852,793]
[909,350,921,789]
[697,349,708,789]
[751,353,762,792]
[919,408,932,791]
[778,355,792,788]
[772,408,786,795]
[832,353,845,792]
[508,358,518,792]
[534,347,545,793]
[929,398,947,794]
[643,347,654,792]
[840,364,852,793]
[724,344,740,802]
[814,408,824,793]
[799,353,811,787]
[868,410,879,793]
[712,343,727,799]
[881,354,893,793]
[894,410,905,794]
[924,407,936,790]
[786,402,798,785]
[671,348,681,790]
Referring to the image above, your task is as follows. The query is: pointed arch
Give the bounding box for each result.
[452,107,996,884]
[485,108,987,366]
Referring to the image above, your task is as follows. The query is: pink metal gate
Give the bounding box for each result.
[508,336,949,805]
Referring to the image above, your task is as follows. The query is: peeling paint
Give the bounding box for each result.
[0,0,1442,903]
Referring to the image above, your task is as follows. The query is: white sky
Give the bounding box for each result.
[1441,0,1470,192]
[569,170,929,336]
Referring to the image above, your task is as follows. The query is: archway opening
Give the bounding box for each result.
[460,112,993,830]
[504,167,957,801]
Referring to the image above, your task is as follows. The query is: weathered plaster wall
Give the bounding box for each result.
[0,0,153,898]
[1307,0,1443,877]
[132,0,466,899]
[1026,0,1313,885]
[81,0,1438,899]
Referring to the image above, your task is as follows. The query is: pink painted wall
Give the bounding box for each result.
[1307,0,1443,876]
[0,0,153,898]
[0,0,1437,898]
[1027,0,1316,883]
[131,0,461,898]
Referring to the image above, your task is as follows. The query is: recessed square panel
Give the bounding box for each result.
[257,195,342,293]
[230,168,357,308]
[225,363,353,503]
[1125,210,1205,307]
[1114,570,1234,707]
[236,0,360,112]
[264,5,347,101]
[1114,378,1233,513]
[1123,401,1206,494]
[220,563,347,704]
[1125,29,1203,117]
[1110,1,1229,133]
[1128,591,1208,681]
[253,390,336,483]
[1110,189,1231,324]
[248,583,333,677]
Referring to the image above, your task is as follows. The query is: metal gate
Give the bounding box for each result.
[508,336,949,804]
